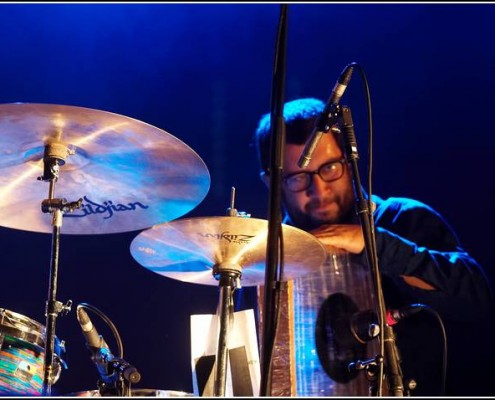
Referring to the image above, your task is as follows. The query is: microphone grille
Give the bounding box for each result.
[76,307,93,332]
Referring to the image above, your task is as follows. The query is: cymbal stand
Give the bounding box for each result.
[39,142,82,395]
[210,187,249,396]
[212,262,241,397]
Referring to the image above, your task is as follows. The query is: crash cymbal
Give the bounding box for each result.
[0,103,210,234]
[130,216,327,287]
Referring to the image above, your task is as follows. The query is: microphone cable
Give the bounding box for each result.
[412,304,448,396]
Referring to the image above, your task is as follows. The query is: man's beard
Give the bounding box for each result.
[283,197,356,230]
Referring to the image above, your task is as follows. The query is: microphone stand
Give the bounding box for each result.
[77,304,141,397]
[39,143,82,395]
[260,4,288,397]
[339,105,405,396]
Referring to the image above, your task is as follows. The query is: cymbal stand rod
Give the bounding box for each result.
[39,144,79,395]
[226,186,237,216]
[48,178,55,200]
[41,206,78,394]
[42,208,63,396]
[213,267,241,397]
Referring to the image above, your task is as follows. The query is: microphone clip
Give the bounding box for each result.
[95,355,141,397]
[91,348,141,386]
[315,102,341,133]
[108,357,141,384]
[298,103,343,168]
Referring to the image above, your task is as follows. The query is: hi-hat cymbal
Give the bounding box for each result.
[130,216,327,287]
[0,103,210,234]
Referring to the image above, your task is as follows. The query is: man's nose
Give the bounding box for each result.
[307,173,328,195]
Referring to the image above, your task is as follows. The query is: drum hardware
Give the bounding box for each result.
[204,188,251,396]
[346,304,428,396]
[69,389,194,397]
[130,189,327,396]
[0,102,211,394]
[76,303,141,397]
[348,355,384,389]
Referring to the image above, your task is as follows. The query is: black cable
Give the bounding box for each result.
[413,305,448,396]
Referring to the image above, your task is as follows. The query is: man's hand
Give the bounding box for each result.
[310,224,365,254]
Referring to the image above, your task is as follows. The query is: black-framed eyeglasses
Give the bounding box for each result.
[283,158,346,192]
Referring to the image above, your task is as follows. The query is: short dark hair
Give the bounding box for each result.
[254,97,343,174]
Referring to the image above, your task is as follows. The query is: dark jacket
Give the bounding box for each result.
[356,195,494,395]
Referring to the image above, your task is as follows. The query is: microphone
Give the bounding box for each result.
[77,306,107,350]
[76,306,141,385]
[316,293,427,382]
[351,304,428,342]
[386,303,426,326]
[298,63,355,168]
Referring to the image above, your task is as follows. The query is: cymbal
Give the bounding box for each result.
[129,216,327,287]
[0,103,210,234]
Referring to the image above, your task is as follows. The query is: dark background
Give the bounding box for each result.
[0,3,494,396]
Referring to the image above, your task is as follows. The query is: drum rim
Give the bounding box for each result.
[0,308,65,355]
[0,308,45,348]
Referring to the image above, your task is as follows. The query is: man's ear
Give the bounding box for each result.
[259,170,270,188]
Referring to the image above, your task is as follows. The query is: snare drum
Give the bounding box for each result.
[0,308,66,395]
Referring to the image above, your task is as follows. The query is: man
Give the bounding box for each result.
[253,97,494,396]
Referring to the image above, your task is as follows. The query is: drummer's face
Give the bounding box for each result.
[280,134,355,230]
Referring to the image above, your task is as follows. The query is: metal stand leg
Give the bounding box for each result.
[213,268,240,397]
[43,210,63,396]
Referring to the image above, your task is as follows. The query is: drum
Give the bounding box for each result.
[292,248,379,396]
[258,247,379,396]
[71,389,194,397]
[0,308,66,395]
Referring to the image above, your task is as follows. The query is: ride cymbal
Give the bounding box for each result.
[0,103,210,234]
[130,216,327,287]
